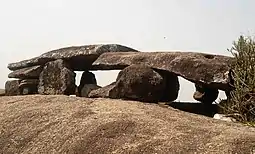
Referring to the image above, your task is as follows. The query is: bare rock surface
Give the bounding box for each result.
[8,44,138,71]
[8,65,43,79]
[0,95,254,153]
[38,59,76,95]
[92,52,233,91]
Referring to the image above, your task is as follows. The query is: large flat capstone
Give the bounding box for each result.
[8,44,138,71]
[92,52,234,91]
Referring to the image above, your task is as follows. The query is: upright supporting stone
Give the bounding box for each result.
[19,79,39,95]
[158,71,180,102]
[38,59,76,95]
[78,71,97,97]
[193,84,219,104]
[5,80,21,96]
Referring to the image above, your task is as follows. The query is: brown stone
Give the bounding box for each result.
[38,59,76,95]
[92,52,233,91]
[5,80,21,96]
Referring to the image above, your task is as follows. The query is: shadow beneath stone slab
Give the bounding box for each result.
[164,102,219,117]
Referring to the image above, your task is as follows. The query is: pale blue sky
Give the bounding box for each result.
[0,0,254,101]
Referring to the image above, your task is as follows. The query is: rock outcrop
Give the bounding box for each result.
[5,80,21,96]
[6,44,236,107]
[92,52,233,91]
[8,44,138,71]
[0,95,254,153]
[38,59,76,95]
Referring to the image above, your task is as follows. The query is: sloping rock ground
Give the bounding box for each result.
[0,95,254,154]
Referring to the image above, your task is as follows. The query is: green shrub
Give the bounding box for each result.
[222,35,255,125]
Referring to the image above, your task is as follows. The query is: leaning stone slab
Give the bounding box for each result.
[8,65,43,79]
[88,82,116,98]
[92,52,233,91]
[5,80,21,96]
[8,44,138,71]
[38,59,76,95]
[80,84,101,97]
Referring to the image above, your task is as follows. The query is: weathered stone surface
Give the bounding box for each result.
[38,59,76,95]
[8,44,138,71]
[109,64,166,103]
[193,84,219,104]
[80,84,101,97]
[8,65,43,79]
[78,71,97,96]
[1,95,255,154]
[92,52,233,91]
[0,89,5,96]
[88,82,116,98]
[19,79,39,95]
[5,80,21,96]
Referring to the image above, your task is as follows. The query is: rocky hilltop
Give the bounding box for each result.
[0,95,254,153]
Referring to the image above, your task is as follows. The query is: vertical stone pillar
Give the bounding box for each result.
[38,59,76,95]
